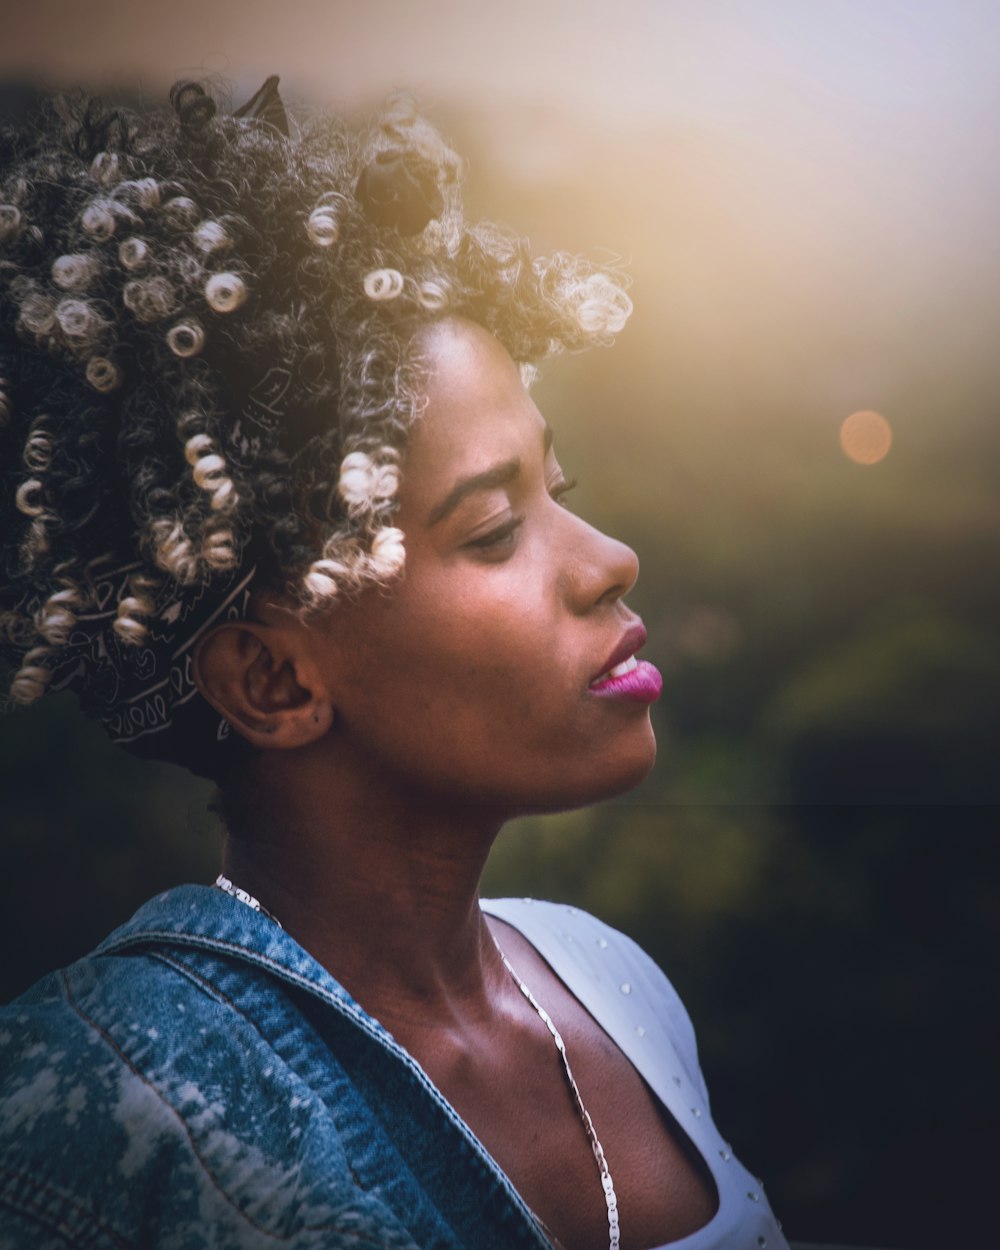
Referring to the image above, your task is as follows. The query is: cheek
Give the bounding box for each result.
[333,577,562,749]
[376,563,554,679]
[320,560,656,806]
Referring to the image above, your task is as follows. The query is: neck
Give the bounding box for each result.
[220,747,509,1028]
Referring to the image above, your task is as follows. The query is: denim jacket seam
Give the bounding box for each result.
[137,949,368,1192]
[66,953,432,1245]
[0,1163,137,1250]
[139,948,243,1010]
[59,968,349,1242]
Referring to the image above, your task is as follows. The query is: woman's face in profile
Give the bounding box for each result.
[310,316,660,815]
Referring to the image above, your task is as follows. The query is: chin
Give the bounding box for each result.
[594,737,658,803]
[525,721,658,816]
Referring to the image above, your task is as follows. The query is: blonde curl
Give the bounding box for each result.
[162,196,200,230]
[123,277,176,323]
[52,253,101,292]
[183,430,238,510]
[363,268,405,302]
[204,272,248,314]
[571,272,632,336]
[118,236,151,271]
[17,293,57,337]
[368,526,406,580]
[89,152,120,185]
[302,561,343,603]
[306,196,347,248]
[55,298,104,345]
[193,220,231,253]
[338,450,400,516]
[85,356,122,393]
[201,524,238,571]
[114,178,161,209]
[113,574,157,645]
[81,200,133,241]
[23,425,53,473]
[21,516,51,565]
[301,534,370,605]
[34,587,81,646]
[417,279,450,313]
[15,478,46,517]
[150,517,199,583]
[166,320,205,358]
[0,204,22,242]
[9,647,56,705]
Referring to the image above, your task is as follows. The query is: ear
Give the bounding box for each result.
[193,617,334,750]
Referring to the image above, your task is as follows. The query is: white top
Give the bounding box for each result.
[481,897,790,1250]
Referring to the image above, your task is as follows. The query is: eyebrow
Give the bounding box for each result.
[427,421,554,527]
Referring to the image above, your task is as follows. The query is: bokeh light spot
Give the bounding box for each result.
[840,410,892,465]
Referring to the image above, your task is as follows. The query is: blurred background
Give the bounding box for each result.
[2,2,998,1246]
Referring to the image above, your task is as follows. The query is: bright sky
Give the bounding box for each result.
[5,0,1000,451]
[7,1,999,229]
[4,0,999,123]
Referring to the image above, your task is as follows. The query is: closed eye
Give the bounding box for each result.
[465,477,576,561]
[466,514,525,554]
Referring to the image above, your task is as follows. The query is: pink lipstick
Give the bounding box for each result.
[588,657,663,703]
[588,622,663,704]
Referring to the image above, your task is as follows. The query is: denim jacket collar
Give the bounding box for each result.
[97,882,378,1037]
[91,883,551,1250]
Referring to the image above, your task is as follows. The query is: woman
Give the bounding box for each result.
[0,79,788,1249]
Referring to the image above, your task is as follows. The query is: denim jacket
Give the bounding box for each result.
[0,885,553,1250]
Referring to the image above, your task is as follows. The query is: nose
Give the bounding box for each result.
[561,512,639,612]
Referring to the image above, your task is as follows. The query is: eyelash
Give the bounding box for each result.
[468,477,579,553]
[468,515,524,552]
[550,476,578,506]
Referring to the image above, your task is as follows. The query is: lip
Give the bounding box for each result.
[587,621,663,704]
[588,659,663,703]
[589,621,649,686]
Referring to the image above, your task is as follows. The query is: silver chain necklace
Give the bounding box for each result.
[214,873,283,927]
[493,940,621,1250]
[213,874,620,1250]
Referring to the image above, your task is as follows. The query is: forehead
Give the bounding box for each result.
[400,319,548,511]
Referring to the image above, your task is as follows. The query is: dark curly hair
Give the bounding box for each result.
[0,77,631,775]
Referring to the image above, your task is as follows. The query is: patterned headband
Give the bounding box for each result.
[47,557,256,777]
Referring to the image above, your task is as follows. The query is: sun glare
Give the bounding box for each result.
[840,410,892,466]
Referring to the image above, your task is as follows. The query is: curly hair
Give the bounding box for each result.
[0,77,631,774]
